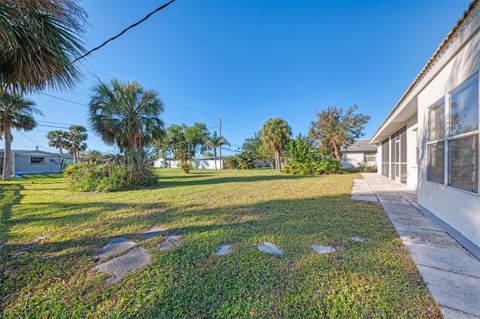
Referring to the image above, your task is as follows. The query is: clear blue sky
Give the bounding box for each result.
[20,0,470,154]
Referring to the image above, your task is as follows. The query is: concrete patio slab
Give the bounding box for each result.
[351,179,377,202]
[361,173,480,318]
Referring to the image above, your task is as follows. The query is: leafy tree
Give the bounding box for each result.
[204,131,230,170]
[260,118,292,172]
[67,125,87,163]
[242,132,274,168]
[82,149,102,164]
[309,105,370,161]
[185,122,209,155]
[164,124,188,161]
[47,130,70,170]
[0,91,41,180]
[0,0,87,93]
[89,79,164,157]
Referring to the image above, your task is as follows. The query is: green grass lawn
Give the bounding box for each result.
[0,169,440,318]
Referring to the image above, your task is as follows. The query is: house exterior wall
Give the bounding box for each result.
[14,154,63,174]
[416,26,480,248]
[341,152,376,169]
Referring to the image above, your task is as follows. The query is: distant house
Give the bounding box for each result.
[370,1,480,256]
[0,148,73,176]
[154,157,224,169]
[341,140,377,169]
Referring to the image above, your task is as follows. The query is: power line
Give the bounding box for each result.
[40,93,87,107]
[18,131,53,151]
[73,0,176,63]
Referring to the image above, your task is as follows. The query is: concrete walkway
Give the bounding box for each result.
[358,173,480,319]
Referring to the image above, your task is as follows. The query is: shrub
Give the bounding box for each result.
[283,138,342,175]
[64,162,157,192]
[237,150,255,169]
[224,155,239,169]
[180,161,194,174]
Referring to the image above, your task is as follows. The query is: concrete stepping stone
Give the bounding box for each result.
[258,242,284,255]
[350,236,366,243]
[94,237,136,261]
[94,247,151,284]
[159,234,183,250]
[140,225,167,239]
[215,244,234,256]
[311,244,337,254]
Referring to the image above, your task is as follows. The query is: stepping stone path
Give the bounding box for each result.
[350,236,366,243]
[94,225,183,285]
[311,244,337,254]
[258,242,284,255]
[159,234,183,250]
[94,247,151,284]
[215,244,234,256]
[94,237,136,261]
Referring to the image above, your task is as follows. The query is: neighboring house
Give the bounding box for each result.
[154,157,224,169]
[0,148,73,176]
[370,0,480,257]
[341,140,377,169]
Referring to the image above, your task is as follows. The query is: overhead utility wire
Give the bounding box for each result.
[72,0,176,63]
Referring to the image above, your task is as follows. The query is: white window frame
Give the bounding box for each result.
[426,98,446,185]
[446,73,479,194]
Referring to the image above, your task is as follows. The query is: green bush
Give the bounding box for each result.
[224,156,239,169]
[180,161,194,174]
[237,150,255,169]
[64,162,157,192]
[283,138,342,175]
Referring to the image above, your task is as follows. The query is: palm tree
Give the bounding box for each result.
[89,79,164,158]
[0,91,41,180]
[67,125,87,163]
[260,118,292,172]
[47,130,70,170]
[0,0,86,93]
[204,131,230,170]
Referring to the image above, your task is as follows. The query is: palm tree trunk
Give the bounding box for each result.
[213,147,217,170]
[59,148,64,171]
[278,148,282,171]
[3,124,12,180]
[275,149,280,172]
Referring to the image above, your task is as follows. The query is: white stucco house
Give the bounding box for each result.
[370,0,480,257]
[0,148,73,176]
[341,140,377,170]
[154,157,224,169]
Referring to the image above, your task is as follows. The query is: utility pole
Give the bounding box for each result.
[219,117,222,169]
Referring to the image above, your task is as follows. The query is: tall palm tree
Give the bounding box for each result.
[47,130,69,169]
[204,131,230,170]
[0,91,41,180]
[89,79,164,158]
[261,118,292,172]
[67,125,87,163]
[0,0,87,93]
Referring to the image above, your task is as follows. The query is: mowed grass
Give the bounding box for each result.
[0,169,440,318]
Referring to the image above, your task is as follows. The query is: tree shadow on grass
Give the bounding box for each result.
[157,173,313,188]
[1,178,432,318]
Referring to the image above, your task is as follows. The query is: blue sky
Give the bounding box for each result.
[21,0,470,154]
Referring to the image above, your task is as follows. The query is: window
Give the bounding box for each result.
[427,99,445,184]
[381,139,390,177]
[364,153,376,162]
[447,76,479,193]
[30,157,45,164]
